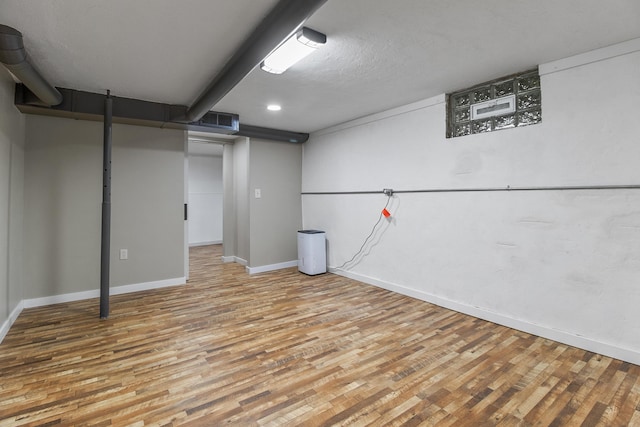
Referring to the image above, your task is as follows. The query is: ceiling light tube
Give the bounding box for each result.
[260,27,326,74]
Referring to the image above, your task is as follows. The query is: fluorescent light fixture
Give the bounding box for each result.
[267,104,281,111]
[261,27,326,74]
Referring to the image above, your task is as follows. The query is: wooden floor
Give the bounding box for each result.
[2,246,640,426]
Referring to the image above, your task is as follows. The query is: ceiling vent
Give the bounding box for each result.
[191,111,239,134]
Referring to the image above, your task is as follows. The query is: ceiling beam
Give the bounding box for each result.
[182,0,328,123]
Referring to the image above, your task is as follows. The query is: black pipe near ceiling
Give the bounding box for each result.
[239,124,308,143]
[0,24,62,106]
[13,84,309,142]
[13,84,240,134]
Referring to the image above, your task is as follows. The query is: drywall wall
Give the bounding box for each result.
[23,115,185,300]
[249,139,302,269]
[188,153,223,246]
[221,137,302,271]
[0,113,9,325]
[222,143,236,259]
[7,127,24,316]
[110,123,185,287]
[233,137,250,264]
[302,40,640,363]
[0,69,25,338]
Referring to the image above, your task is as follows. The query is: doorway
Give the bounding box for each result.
[184,131,234,280]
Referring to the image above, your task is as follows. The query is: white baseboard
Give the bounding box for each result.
[24,289,98,309]
[247,260,298,275]
[189,240,222,247]
[111,277,186,296]
[23,277,186,309]
[221,256,251,267]
[330,267,640,366]
[0,300,24,344]
[1,277,185,344]
[233,257,248,266]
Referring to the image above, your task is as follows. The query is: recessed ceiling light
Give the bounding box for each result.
[267,104,281,111]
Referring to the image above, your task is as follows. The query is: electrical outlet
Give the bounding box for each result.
[255,188,262,198]
[120,249,128,260]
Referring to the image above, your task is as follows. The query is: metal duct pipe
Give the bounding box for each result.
[0,24,62,106]
[183,0,327,123]
[237,124,309,143]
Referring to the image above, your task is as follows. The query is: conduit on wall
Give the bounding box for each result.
[301,184,640,196]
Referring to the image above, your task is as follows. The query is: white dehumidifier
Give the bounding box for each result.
[297,230,326,275]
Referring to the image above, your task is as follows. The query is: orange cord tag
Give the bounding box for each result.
[382,208,391,218]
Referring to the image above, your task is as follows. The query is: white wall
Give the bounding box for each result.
[0,69,25,341]
[188,152,223,246]
[302,40,640,363]
[23,115,185,302]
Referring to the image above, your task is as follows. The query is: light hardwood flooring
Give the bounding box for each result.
[1,245,640,426]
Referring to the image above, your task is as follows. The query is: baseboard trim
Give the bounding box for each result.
[23,277,186,309]
[189,240,222,247]
[247,260,298,275]
[233,257,248,266]
[221,256,250,267]
[0,300,24,344]
[331,268,640,365]
[111,277,186,296]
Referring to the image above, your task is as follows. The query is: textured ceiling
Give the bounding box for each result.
[1,0,639,133]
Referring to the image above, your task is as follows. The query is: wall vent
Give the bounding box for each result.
[471,94,515,120]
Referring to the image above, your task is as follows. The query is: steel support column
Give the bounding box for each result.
[100,91,112,319]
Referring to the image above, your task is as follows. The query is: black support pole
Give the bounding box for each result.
[100,90,112,319]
